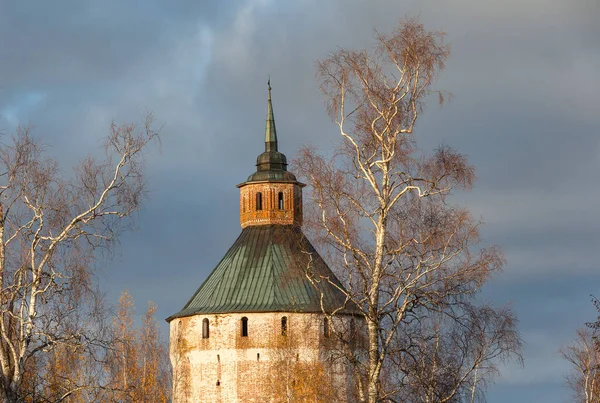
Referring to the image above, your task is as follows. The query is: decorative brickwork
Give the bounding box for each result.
[239,182,303,228]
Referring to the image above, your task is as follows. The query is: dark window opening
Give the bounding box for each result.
[241,317,248,337]
[281,316,288,336]
[278,192,284,210]
[256,193,263,211]
[216,380,221,386]
[324,317,330,338]
[202,318,209,339]
[257,353,260,361]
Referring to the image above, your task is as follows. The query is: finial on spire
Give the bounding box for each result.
[265,78,277,151]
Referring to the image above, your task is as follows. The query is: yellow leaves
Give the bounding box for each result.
[267,331,342,403]
[110,291,171,403]
[19,290,171,402]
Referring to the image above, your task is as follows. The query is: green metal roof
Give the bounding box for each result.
[167,225,356,320]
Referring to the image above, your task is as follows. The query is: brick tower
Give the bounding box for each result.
[167,84,357,403]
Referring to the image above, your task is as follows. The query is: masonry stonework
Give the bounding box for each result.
[170,313,351,402]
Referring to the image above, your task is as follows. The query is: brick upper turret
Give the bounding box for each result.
[236,82,305,228]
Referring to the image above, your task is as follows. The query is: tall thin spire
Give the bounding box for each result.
[265,78,278,152]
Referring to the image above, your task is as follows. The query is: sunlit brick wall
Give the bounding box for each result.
[169,312,354,403]
[239,182,303,228]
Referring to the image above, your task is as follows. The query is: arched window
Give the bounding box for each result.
[256,193,263,211]
[278,192,284,210]
[324,317,330,338]
[281,316,288,336]
[241,317,248,337]
[202,318,209,339]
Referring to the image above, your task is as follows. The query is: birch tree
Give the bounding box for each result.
[392,305,521,403]
[561,329,600,403]
[136,301,170,403]
[265,318,341,403]
[109,291,140,402]
[107,291,170,403]
[0,115,160,402]
[296,18,521,402]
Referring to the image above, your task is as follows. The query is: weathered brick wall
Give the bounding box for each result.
[239,183,303,228]
[170,312,354,402]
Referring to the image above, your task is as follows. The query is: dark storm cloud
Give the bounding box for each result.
[0,1,598,402]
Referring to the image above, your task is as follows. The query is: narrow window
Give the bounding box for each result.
[256,193,263,211]
[202,318,209,339]
[241,317,248,337]
[281,316,288,336]
[278,192,284,210]
[324,317,330,338]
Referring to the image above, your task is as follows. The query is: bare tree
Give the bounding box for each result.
[106,291,171,403]
[137,300,171,403]
[389,305,521,403]
[295,18,521,402]
[561,328,600,403]
[265,316,342,403]
[0,115,160,402]
[107,290,140,402]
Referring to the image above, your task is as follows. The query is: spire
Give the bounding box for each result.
[265,78,278,152]
[243,79,298,183]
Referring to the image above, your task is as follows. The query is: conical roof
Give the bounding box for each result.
[167,225,356,320]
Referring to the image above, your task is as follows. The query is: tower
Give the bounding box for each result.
[167,84,356,403]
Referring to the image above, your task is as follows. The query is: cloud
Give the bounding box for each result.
[0,91,47,127]
[1,2,599,402]
[213,0,272,77]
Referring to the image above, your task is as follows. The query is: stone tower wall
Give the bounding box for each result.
[239,182,302,228]
[170,312,353,402]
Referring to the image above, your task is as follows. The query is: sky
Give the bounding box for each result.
[1,0,599,401]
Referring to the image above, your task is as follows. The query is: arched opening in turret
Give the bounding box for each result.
[278,192,284,210]
[281,316,288,336]
[241,317,249,337]
[256,193,263,211]
[324,317,330,338]
[202,318,209,339]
